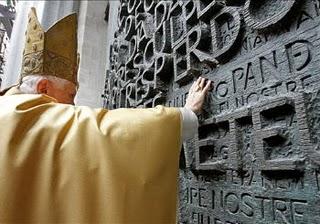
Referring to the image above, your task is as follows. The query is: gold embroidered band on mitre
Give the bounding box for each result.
[21,7,79,86]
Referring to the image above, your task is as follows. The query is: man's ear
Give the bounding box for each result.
[36,79,48,94]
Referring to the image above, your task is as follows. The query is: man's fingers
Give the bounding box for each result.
[203,80,212,93]
[196,77,202,86]
[190,81,197,92]
[199,78,205,89]
[191,77,212,93]
[191,77,202,93]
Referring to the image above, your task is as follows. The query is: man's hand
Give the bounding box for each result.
[184,77,212,114]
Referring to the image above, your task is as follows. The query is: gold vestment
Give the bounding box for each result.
[0,88,181,223]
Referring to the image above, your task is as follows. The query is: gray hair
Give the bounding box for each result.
[19,75,72,94]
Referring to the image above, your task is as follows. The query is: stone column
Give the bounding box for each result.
[75,1,109,107]
[104,0,120,71]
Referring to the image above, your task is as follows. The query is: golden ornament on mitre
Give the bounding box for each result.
[21,7,79,86]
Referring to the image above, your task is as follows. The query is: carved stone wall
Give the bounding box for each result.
[104,0,320,223]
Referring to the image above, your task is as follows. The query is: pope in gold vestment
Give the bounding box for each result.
[0,6,213,223]
[0,87,181,223]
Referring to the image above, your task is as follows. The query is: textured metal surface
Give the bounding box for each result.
[104,0,320,223]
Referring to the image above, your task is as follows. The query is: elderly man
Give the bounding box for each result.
[0,8,212,223]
